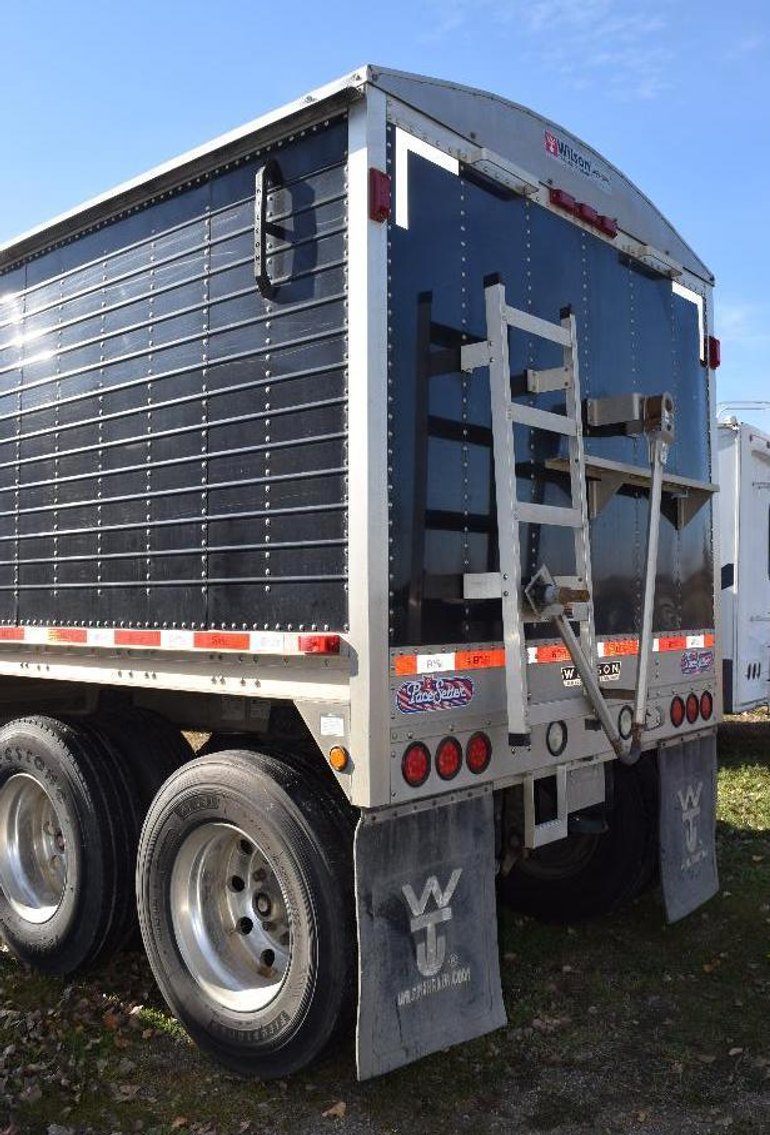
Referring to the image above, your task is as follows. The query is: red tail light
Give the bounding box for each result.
[686,693,699,724]
[700,690,713,721]
[402,743,430,788]
[436,736,462,781]
[465,732,492,775]
[670,696,685,728]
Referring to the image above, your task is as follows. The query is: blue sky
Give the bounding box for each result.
[2,0,768,426]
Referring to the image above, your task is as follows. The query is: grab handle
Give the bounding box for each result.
[254,159,283,299]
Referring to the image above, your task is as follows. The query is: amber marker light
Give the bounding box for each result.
[329,746,349,772]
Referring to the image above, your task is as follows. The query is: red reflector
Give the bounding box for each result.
[700,690,713,721]
[549,187,576,212]
[670,696,685,728]
[436,736,462,781]
[49,627,88,644]
[576,202,598,224]
[708,335,721,369]
[465,732,492,775]
[686,693,699,724]
[402,742,430,788]
[0,627,24,641]
[369,168,391,223]
[597,214,618,238]
[298,634,341,655]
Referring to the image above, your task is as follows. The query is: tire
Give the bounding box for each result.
[0,716,137,973]
[136,749,356,1078]
[84,708,193,811]
[500,761,652,922]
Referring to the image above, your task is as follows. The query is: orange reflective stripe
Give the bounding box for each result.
[602,638,638,657]
[393,655,418,676]
[193,631,251,651]
[455,648,506,670]
[704,633,715,647]
[657,635,687,652]
[48,628,88,644]
[115,630,163,647]
[0,627,24,641]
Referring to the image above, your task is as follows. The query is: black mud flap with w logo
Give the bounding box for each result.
[354,790,506,1080]
[659,732,719,923]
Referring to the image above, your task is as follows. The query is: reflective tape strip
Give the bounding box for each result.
[394,631,716,673]
[0,626,342,656]
[599,638,638,658]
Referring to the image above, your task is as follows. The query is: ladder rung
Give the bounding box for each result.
[507,402,577,436]
[516,502,582,528]
[503,305,571,347]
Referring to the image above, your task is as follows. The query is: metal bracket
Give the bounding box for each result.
[523,766,568,848]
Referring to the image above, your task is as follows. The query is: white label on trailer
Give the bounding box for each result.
[416,652,456,674]
[250,631,286,653]
[320,714,345,737]
[395,128,459,229]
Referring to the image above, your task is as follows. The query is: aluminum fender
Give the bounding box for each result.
[659,732,719,923]
[354,789,506,1079]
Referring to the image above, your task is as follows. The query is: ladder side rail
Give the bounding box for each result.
[486,281,530,739]
[562,308,597,668]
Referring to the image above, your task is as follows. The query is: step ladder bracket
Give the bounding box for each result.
[506,401,578,437]
[460,340,493,373]
[463,571,503,600]
[526,366,570,394]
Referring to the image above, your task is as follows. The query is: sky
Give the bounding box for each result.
[1,0,768,427]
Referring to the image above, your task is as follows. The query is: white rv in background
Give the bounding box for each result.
[719,419,770,712]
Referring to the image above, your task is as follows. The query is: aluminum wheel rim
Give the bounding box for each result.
[170,822,293,1013]
[0,773,68,923]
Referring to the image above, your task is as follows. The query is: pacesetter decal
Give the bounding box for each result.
[396,676,475,714]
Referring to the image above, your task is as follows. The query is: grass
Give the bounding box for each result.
[0,718,768,1134]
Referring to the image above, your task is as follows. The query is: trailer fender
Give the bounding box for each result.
[354,789,506,1080]
[658,733,719,923]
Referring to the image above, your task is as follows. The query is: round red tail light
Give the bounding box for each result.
[436,736,462,780]
[700,690,713,721]
[402,742,430,788]
[686,693,699,724]
[670,696,685,728]
[465,732,492,775]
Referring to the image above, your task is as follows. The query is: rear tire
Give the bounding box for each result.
[500,761,653,922]
[136,749,355,1078]
[0,716,136,973]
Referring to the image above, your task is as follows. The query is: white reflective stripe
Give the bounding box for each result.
[251,631,289,653]
[89,629,114,647]
[686,634,705,648]
[395,128,459,229]
[161,630,194,650]
[597,641,606,658]
[416,652,456,674]
[527,646,538,664]
[652,639,660,652]
[25,627,49,644]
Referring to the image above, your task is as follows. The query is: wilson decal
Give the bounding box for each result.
[396,676,474,714]
[560,660,621,688]
[544,129,611,194]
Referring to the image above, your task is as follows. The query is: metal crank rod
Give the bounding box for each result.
[631,393,676,758]
[552,611,626,759]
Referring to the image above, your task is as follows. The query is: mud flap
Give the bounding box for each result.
[354,789,506,1080]
[658,733,719,923]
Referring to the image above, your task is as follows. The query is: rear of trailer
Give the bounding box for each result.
[0,66,720,1079]
[718,419,770,712]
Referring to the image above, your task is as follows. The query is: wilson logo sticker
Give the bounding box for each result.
[396,676,474,714]
[544,129,612,193]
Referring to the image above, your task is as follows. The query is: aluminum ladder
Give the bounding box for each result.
[461,276,626,763]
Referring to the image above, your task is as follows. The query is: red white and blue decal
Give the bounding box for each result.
[396,676,475,714]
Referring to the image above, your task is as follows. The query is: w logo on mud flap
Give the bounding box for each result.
[677,781,705,865]
[402,870,462,977]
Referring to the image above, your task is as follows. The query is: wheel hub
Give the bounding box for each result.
[170,822,292,1013]
[0,773,68,923]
